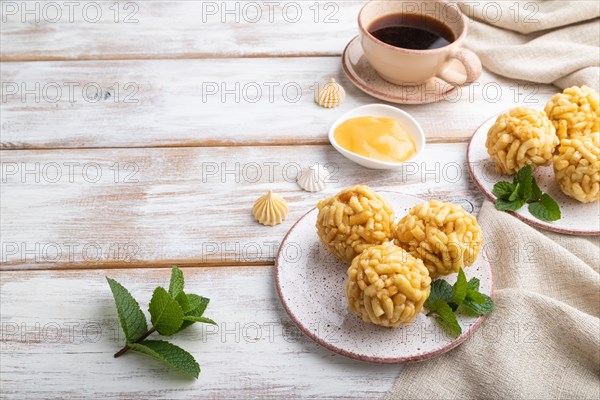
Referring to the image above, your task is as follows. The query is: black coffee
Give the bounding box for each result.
[369,13,455,50]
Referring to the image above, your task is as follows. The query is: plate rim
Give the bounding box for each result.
[466,114,600,236]
[341,36,458,105]
[274,191,494,364]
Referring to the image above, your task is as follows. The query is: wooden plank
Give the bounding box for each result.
[0,143,484,270]
[1,58,557,149]
[0,1,364,61]
[0,266,402,398]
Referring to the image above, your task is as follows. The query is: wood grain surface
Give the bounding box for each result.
[0,1,555,398]
[1,1,364,61]
[0,266,402,399]
[0,143,484,270]
[0,58,556,149]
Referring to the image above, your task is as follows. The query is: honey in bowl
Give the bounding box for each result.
[333,116,416,163]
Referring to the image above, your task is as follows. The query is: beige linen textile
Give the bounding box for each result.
[386,201,600,400]
[456,0,600,90]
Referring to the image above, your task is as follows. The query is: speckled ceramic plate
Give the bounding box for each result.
[275,192,493,363]
[467,114,600,235]
[342,36,459,105]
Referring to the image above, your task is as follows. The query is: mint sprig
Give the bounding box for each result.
[426,269,493,337]
[107,266,215,378]
[492,165,561,222]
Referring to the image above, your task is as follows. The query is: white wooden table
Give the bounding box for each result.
[0,1,557,398]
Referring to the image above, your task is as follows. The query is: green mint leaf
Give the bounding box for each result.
[428,300,462,337]
[528,193,561,222]
[186,294,210,317]
[427,280,453,305]
[492,181,515,200]
[518,177,533,199]
[508,183,521,201]
[466,289,486,304]
[495,198,526,211]
[451,269,468,306]
[178,294,211,331]
[129,340,200,379]
[514,165,533,200]
[175,291,191,313]
[183,316,217,325]
[106,277,148,343]
[467,277,480,292]
[513,165,532,185]
[530,178,543,202]
[462,293,494,315]
[149,287,184,336]
[426,298,445,316]
[168,266,185,298]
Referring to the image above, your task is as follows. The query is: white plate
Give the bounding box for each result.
[275,192,493,364]
[467,115,600,235]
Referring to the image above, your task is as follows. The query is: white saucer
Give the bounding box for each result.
[342,36,460,105]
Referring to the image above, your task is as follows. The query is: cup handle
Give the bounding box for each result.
[437,48,482,86]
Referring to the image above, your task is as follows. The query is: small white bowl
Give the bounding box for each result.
[328,104,426,169]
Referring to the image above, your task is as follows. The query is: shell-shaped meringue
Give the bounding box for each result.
[252,190,288,226]
[315,78,345,108]
[297,164,328,192]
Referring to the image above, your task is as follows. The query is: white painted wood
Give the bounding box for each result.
[0,266,402,398]
[0,58,557,149]
[0,143,484,270]
[0,2,558,397]
[0,1,365,61]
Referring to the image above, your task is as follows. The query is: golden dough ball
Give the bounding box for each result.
[316,185,394,264]
[545,86,600,140]
[394,200,483,278]
[345,243,431,328]
[554,132,600,203]
[486,107,559,175]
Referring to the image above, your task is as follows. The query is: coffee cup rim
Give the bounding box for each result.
[358,1,468,54]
